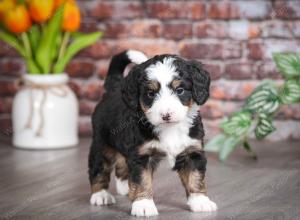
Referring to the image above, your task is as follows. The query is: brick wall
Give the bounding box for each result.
[1,0,300,140]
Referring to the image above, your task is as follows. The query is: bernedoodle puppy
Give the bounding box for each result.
[88,50,217,217]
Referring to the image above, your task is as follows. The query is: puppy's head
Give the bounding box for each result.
[122,55,210,127]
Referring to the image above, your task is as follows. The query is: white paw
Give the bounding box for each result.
[187,194,217,212]
[90,190,116,206]
[131,199,159,217]
[116,178,129,195]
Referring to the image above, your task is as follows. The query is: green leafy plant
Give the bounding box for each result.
[205,52,300,161]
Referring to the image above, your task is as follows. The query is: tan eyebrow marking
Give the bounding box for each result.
[148,80,160,91]
[171,79,182,89]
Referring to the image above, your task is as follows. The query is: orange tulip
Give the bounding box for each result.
[53,0,66,11]
[4,5,31,34]
[28,0,54,23]
[63,0,80,32]
[0,0,15,20]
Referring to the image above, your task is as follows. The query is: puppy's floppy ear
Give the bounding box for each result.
[188,60,210,105]
[121,66,141,110]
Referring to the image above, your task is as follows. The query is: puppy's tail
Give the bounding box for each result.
[104,50,148,92]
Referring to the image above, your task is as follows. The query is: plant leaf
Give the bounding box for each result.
[221,110,252,136]
[0,30,26,57]
[205,134,227,152]
[219,136,240,161]
[28,25,41,54]
[35,6,64,73]
[53,31,102,73]
[254,113,276,139]
[273,53,300,79]
[245,81,280,115]
[279,80,300,104]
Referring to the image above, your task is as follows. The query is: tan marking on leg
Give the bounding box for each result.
[178,169,207,197]
[115,153,128,180]
[129,169,153,201]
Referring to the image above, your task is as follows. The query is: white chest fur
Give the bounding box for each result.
[145,112,200,166]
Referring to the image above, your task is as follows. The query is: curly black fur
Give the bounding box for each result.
[173,147,207,173]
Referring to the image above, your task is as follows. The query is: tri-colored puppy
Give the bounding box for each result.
[88,50,217,217]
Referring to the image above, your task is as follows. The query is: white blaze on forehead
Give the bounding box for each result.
[146,57,178,85]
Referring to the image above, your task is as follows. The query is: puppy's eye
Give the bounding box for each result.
[147,90,156,99]
[175,87,184,95]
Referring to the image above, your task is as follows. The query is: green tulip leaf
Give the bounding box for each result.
[35,6,64,73]
[53,31,102,73]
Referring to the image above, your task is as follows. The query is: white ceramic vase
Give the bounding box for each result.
[12,73,79,149]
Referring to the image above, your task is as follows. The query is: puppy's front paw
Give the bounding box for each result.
[131,199,159,217]
[90,190,116,206]
[187,194,217,212]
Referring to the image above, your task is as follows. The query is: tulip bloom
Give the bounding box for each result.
[53,0,66,11]
[28,0,54,23]
[0,0,15,20]
[63,0,81,32]
[4,5,31,34]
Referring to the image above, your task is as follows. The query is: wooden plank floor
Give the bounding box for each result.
[0,136,300,220]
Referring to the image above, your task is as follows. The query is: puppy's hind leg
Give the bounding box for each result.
[115,153,129,195]
[88,141,116,206]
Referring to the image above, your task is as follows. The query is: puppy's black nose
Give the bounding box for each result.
[161,113,171,122]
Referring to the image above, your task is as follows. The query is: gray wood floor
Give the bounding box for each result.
[0,136,300,220]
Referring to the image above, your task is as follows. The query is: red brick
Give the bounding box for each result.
[225,62,255,80]
[89,1,143,19]
[79,116,92,136]
[209,1,271,20]
[201,100,243,119]
[256,62,282,79]
[162,22,192,40]
[79,41,114,59]
[95,60,110,79]
[208,2,239,19]
[274,1,300,19]
[194,22,228,38]
[146,1,205,20]
[0,80,19,97]
[79,100,97,116]
[210,80,260,101]
[262,21,293,38]
[114,39,177,57]
[66,60,94,78]
[179,41,242,60]
[202,63,222,80]
[80,18,99,33]
[247,42,265,60]
[82,80,105,101]
[276,104,300,120]
[104,21,162,39]
[235,1,271,20]
[0,41,19,57]
[0,97,13,114]
[68,79,83,98]
[0,59,23,76]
